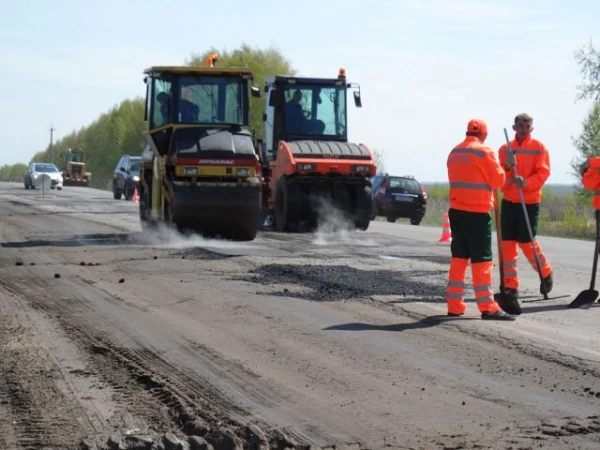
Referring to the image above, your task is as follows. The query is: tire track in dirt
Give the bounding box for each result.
[0,257,340,448]
[49,278,262,421]
[0,273,210,431]
[0,202,354,447]
[0,284,95,449]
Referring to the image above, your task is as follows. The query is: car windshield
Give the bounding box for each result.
[67,152,84,163]
[34,164,58,173]
[388,177,421,193]
[129,161,140,174]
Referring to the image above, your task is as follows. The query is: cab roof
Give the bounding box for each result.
[143,66,253,76]
[267,75,347,87]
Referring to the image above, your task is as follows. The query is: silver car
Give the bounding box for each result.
[24,163,64,190]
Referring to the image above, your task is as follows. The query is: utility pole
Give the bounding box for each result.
[49,124,55,163]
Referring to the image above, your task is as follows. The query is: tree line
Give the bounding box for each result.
[570,40,600,180]
[2,41,599,186]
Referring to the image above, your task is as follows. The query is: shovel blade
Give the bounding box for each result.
[567,289,599,308]
[494,293,522,315]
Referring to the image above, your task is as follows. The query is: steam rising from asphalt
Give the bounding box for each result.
[137,200,376,250]
[312,198,376,247]
[142,223,256,250]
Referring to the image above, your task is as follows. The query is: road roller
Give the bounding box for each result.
[139,54,262,240]
[256,68,376,232]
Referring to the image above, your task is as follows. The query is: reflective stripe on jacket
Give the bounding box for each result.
[582,157,600,210]
[499,137,550,204]
[447,137,506,213]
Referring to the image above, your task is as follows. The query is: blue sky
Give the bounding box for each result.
[2,0,599,184]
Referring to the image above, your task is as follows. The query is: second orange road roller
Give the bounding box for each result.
[256,68,377,232]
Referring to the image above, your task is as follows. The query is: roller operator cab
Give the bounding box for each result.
[140,57,262,241]
[258,69,376,232]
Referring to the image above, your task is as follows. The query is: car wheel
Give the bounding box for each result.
[113,189,122,200]
[410,217,422,226]
[57,186,63,191]
[386,216,397,223]
[369,201,377,221]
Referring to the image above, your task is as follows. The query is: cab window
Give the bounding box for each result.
[152,78,173,128]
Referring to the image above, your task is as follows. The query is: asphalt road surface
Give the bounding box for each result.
[0,181,599,450]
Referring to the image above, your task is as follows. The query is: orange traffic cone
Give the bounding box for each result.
[132,188,139,204]
[438,212,452,243]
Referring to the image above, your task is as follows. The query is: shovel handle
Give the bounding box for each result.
[493,190,504,290]
[590,211,600,290]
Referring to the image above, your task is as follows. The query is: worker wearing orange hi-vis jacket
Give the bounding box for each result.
[580,157,600,209]
[445,119,516,320]
[498,113,553,299]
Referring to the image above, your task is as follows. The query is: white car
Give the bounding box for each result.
[24,163,64,190]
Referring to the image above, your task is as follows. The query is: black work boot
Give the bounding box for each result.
[447,312,464,317]
[540,272,553,295]
[481,310,516,321]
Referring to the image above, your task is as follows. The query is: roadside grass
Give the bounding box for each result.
[378,184,597,241]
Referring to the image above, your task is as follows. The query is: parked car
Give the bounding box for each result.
[113,155,141,200]
[24,162,63,190]
[369,174,427,225]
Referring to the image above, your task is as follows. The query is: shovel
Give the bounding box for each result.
[503,128,549,301]
[567,210,600,308]
[493,189,522,315]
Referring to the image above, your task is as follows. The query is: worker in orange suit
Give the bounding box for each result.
[580,157,600,206]
[446,119,516,320]
[498,113,553,300]
[580,157,600,249]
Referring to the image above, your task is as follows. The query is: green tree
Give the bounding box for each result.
[575,40,600,101]
[372,148,386,174]
[572,39,600,184]
[77,98,146,188]
[570,102,600,179]
[27,98,147,189]
[186,44,296,138]
[0,163,27,182]
[9,163,28,181]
